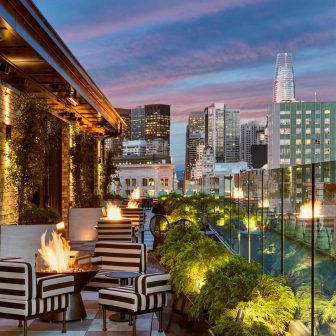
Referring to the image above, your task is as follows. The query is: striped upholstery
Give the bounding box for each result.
[0,261,74,318]
[36,274,74,299]
[97,219,133,242]
[99,285,167,312]
[0,293,69,317]
[0,262,36,301]
[134,273,171,296]
[122,208,145,243]
[86,242,147,290]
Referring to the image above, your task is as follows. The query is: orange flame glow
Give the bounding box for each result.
[106,202,122,220]
[130,187,141,200]
[127,200,139,208]
[298,200,321,219]
[233,187,244,199]
[258,199,270,208]
[39,231,78,272]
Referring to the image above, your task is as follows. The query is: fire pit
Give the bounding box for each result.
[98,203,133,241]
[36,232,98,321]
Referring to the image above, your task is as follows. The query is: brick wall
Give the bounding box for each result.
[61,123,70,230]
[0,87,17,224]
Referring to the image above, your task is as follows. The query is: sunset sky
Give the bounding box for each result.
[34,0,336,169]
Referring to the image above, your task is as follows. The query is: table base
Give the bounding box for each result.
[109,312,130,323]
[40,293,86,322]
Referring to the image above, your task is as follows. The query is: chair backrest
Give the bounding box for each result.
[97,219,133,242]
[122,208,145,226]
[135,273,171,295]
[0,261,36,301]
[94,241,147,273]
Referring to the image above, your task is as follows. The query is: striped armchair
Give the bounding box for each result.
[121,208,145,243]
[99,273,171,336]
[0,260,74,336]
[84,241,147,291]
[96,219,133,242]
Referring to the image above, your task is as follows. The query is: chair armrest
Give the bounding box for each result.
[135,273,171,295]
[91,256,103,266]
[37,274,74,299]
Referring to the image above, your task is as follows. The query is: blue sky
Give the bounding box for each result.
[33,0,336,169]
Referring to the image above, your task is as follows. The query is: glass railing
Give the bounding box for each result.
[209,161,336,335]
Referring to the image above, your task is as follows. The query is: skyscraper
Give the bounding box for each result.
[131,106,145,140]
[205,103,240,163]
[273,53,296,103]
[268,101,336,168]
[240,121,263,167]
[185,112,205,179]
[145,104,170,143]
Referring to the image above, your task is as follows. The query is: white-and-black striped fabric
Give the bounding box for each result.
[134,273,171,296]
[97,220,133,242]
[36,274,74,299]
[99,286,167,312]
[0,260,74,317]
[86,242,147,291]
[122,208,145,243]
[0,293,69,317]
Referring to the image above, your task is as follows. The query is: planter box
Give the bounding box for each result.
[69,208,102,242]
[0,224,56,265]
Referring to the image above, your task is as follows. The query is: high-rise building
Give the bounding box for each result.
[268,101,336,169]
[116,108,132,139]
[144,104,170,145]
[205,103,240,163]
[273,53,296,103]
[131,106,145,140]
[240,121,264,167]
[185,112,205,180]
[105,107,132,156]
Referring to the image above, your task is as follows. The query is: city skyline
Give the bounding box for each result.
[33,0,336,168]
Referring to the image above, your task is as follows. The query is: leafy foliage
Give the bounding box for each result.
[100,149,117,199]
[191,256,259,322]
[7,92,60,223]
[21,204,61,224]
[71,123,99,207]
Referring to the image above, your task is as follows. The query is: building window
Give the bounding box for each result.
[280,139,290,145]
[315,148,321,155]
[315,128,320,134]
[324,149,330,155]
[280,128,290,134]
[325,128,330,134]
[296,158,302,164]
[306,139,311,145]
[305,119,311,125]
[296,140,301,145]
[296,128,301,134]
[165,178,169,187]
[126,178,130,187]
[160,178,165,187]
[148,178,155,186]
[296,149,301,155]
[142,178,147,187]
[306,110,311,115]
[132,178,136,186]
[296,111,302,115]
[296,119,302,125]
[315,138,320,144]
[325,118,330,124]
[325,110,330,114]
[325,139,330,145]
[306,129,311,134]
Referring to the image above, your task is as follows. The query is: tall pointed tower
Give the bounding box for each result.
[273,53,296,102]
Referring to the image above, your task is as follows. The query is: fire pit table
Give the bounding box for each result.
[37,268,98,322]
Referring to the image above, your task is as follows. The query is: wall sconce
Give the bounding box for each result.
[6,124,11,141]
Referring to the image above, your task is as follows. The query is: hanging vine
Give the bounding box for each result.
[70,123,100,207]
[7,91,60,223]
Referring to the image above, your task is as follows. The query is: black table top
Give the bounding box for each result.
[105,271,141,279]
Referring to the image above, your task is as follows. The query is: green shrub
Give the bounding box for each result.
[240,275,297,335]
[191,256,259,322]
[170,237,228,297]
[22,204,61,224]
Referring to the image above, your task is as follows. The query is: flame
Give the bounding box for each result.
[56,221,65,233]
[127,200,139,208]
[233,187,244,199]
[298,200,321,219]
[106,202,122,220]
[258,199,270,208]
[38,231,78,272]
[130,187,141,200]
